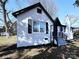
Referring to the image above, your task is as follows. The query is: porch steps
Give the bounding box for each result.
[57,38,68,46]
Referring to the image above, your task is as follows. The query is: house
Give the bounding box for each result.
[12,2,67,47]
[12,2,55,47]
[72,27,79,32]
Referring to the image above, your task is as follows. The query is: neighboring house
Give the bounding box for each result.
[71,27,79,39]
[61,24,74,41]
[72,27,79,32]
[12,3,67,47]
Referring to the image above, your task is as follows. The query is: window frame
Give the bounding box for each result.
[39,21,46,33]
[28,19,32,34]
[46,22,49,34]
[33,20,47,33]
[37,8,42,14]
[33,20,40,32]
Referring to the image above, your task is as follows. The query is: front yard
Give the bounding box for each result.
[0,36,79,59]
[0,36,16,46]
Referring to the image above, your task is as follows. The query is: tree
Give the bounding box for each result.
[0,0,13,37]
[0,0,9,36]
[74,0,79,7]
[66,15,78,26]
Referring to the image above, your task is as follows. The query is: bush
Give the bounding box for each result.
[74,30,79,39]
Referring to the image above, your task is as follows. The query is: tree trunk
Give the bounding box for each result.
[2,4,9,37]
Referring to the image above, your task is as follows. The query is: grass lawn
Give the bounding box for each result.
[0,36,16,46]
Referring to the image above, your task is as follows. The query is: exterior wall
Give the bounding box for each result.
[16,7,53,47]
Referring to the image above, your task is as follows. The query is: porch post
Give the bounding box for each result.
[53,22,58,46]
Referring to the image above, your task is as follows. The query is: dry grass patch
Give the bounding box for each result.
[72,39,79,47]
[0,36,16,46]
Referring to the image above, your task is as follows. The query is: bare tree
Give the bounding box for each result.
[66,15,78,25]
[0,0,13,36]
[0,0,9,36]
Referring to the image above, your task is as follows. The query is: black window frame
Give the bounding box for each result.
[37,8,42,14]
[46,22,49,34]
[28,19,32,34]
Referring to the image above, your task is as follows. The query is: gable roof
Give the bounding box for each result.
[54,17,62,26]
[12,2,54,23]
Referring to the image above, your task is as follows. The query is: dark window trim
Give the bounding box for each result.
[46,22,48,34]
[37,8,42,14]
[28,19,32,34]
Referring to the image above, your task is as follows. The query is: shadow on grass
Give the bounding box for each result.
[23,45,79,59]
[0,43,53,51]
[0,43,79,59]
[0,43,53,59]
[30,46,67,59]
[0,44,32,59]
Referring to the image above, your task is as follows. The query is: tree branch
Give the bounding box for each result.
[0,11,3,13]
[7,11,11,14]
[6,11,12,24]
[0,8,2,10]
[0,18,3,22]
[0,0,3,4]
[74,0,79,7]
[4,0,8,4]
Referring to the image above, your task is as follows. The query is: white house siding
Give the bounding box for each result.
[57,26,61,38]
[16,7,53,47]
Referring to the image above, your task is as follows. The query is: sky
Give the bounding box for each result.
[54,0,79,27]
[0,0,79,27]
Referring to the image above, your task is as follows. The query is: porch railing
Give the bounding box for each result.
[57,32,67,40]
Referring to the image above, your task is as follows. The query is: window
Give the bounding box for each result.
[33,21,39,32]
[33,21,46,32]
[33,21,48,33]
[28,19,32,34]
[37,8,42,14]
[40,21,45,32]
[46,22,48,34]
